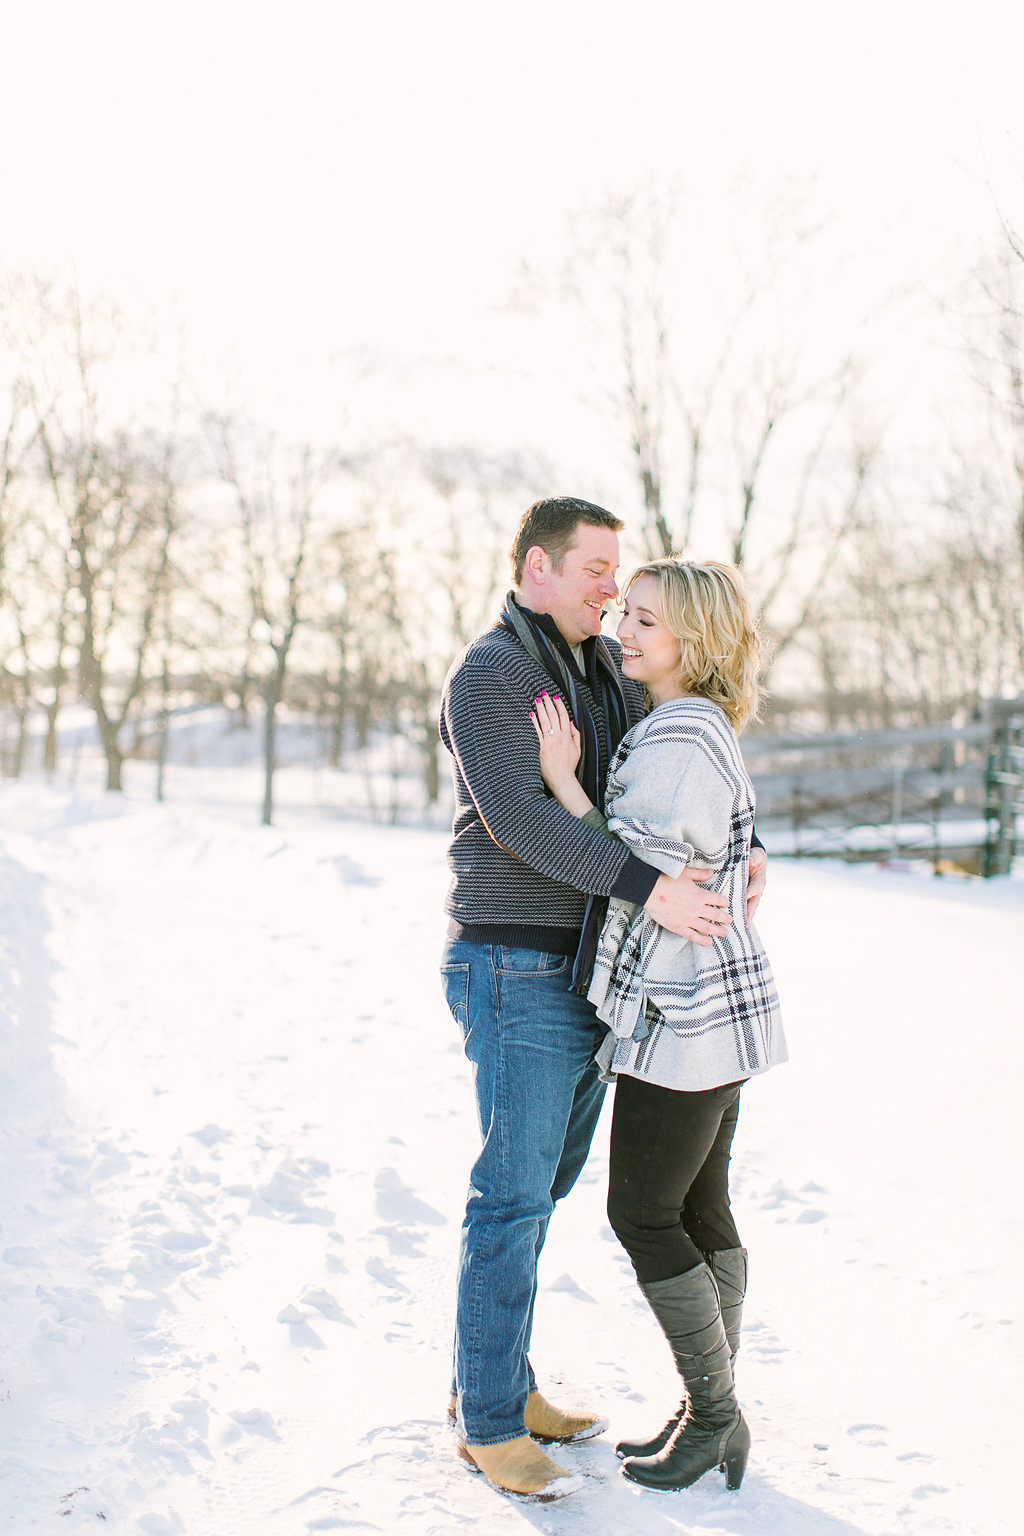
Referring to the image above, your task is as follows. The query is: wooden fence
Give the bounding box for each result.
[743,698,1024,874]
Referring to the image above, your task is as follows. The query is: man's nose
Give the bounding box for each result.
[600,574,619,598]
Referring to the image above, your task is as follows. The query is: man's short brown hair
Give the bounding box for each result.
[509,497,623,585]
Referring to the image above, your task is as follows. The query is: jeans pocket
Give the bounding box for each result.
[440,963,470,1031]
[495,946,568,975]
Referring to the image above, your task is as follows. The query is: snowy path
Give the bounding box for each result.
[0,781,1021,1534]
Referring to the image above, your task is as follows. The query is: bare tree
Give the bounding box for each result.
[970,241,1024,569]
[0,377,38,587]
[929,216,1024,705]
[522,180,867,658]
[800,483,1022,731]
[207,415,342,825]
[38,420,180,789]
[4,284,185,789]
[417,443,538,645]
[0,292,47,767]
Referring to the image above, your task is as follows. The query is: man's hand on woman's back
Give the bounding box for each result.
[644,867,731,945]
[644,847,768,942]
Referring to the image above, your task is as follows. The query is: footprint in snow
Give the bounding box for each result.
[37,1284,110,1326]
[359,1419,436,1448]
[170,1397,210,1435]
[188,1123,232,1147]
[328,854,380,887]
[305,1520,376,1532]
[93,1141,131,1179]
[136,1513,185,1535]
[120,1293,168,1332]
[3,1246,42,1266]
[289,1487,379,1530]
[325,1230,348,1274]
[226,1407,280,1440]
[276,1304,326,1350]
[277,1288,354,1328]
[373,1167,446,1228]
[300,1285,354,1324]
[253,1157,335,1225]
[373,1225,428,1259]
[546,1272,597,1304]
[160,1229,211,1251]
[848,1422,889,1447]
[365,1256,409,1292]
[759,1178,828,1222]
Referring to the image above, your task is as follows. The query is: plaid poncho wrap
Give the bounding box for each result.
[588,697,787,1092]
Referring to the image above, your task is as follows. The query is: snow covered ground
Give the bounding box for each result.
[1,768,1021,1534]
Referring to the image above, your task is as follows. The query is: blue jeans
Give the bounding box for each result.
[441,938,607,1446]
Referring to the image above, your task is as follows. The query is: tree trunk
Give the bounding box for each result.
[262,655,288,827]
[422,715,441,804]
[11,699,29,778]
[156,657,170,803]
[44,693,61,772]
[262,677,277,827]
[44,626,69,772]
[105,742,124,791]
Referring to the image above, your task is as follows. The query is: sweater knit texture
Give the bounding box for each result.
[439,619,650,950]
[590,697,787,1091]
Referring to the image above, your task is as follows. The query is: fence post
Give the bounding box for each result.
[890,761,905,859]
[983,700,1024,877]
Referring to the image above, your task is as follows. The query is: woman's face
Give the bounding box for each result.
[616,574,685,705]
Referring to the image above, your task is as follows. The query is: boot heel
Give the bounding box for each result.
[721,1416,750,1491]
[723,1443,748,1490]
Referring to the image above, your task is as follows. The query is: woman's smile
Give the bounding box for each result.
[616,574,685,705]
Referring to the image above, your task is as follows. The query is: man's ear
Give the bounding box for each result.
[523,544,551,584]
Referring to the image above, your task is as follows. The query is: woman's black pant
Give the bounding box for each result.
[607,1071,743,1285]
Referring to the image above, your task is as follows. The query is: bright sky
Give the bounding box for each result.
[3,0,1023,471]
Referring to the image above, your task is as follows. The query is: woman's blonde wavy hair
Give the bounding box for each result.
[624,557,767,730]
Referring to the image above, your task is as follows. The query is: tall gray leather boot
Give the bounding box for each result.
[614,1247,747,1461]
[621,1263,750,1492]
[706,1246,747,1363]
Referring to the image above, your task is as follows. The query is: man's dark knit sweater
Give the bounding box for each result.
[439,614,659,956]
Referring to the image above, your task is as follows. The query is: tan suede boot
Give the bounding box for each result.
[457,1434,583,1501]
[524,1389,609,1444]
[448,1389,608,1445]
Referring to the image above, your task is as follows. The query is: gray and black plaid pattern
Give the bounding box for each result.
[591,699,785,1088]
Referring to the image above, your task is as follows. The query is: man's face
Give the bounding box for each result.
[542,525,620,646]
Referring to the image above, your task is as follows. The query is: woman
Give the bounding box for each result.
[530,556,786,1493]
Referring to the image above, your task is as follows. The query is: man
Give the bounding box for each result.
[438,497,765,1502]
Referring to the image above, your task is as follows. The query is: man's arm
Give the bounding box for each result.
[442,658,642,894]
